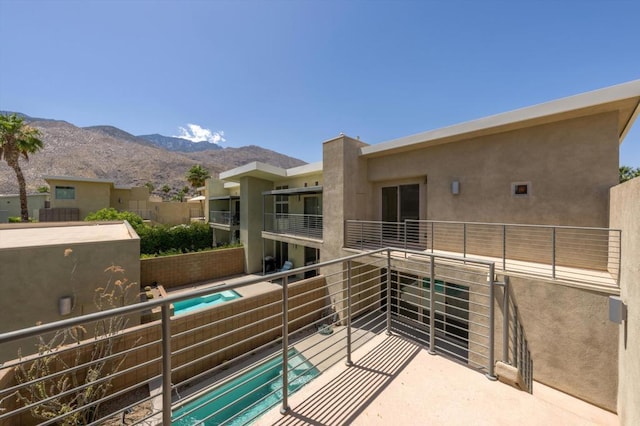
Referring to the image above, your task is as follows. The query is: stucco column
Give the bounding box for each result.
[240,176,273,273]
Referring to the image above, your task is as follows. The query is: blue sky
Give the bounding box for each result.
[1,0,639,166]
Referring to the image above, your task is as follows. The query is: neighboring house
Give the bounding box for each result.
[0,193,48,222]
[43,176,150,220]
[0,221,141,363]
[207,79,640,413]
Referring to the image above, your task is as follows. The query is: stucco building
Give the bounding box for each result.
[206,80,640,416]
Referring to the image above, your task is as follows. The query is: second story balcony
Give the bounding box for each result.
[263,212,323,240]
[263,185,323,241]
[209,195,240,229]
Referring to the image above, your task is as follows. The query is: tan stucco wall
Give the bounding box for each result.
[0,229,140,364]
[507,274,618,411]
[610,177,640,425]
[47,179,112,219]
[365,112,619,227]
[148,200,192,225]
[240,176,273,273]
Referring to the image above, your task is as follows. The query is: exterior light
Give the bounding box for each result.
[59,296,73,316]
[451,180,460,195]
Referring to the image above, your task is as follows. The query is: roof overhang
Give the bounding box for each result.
[43,175,116,186]
[209,195,240,201]
[219,161,322,183]
[360,80,640,158]
[262,185,323,196]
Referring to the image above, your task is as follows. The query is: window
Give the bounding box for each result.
[275,185,289,215]
[511,182,531,197]
[55,186,75,200]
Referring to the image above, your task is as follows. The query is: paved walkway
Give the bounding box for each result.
[255,334,618,426]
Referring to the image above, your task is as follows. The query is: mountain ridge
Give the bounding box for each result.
[0,112,306,195]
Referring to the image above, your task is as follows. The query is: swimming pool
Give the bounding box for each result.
[173,290,242,316]
[172,349,319,425]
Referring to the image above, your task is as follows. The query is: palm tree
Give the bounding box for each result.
[0,114,44,222]
[186,164,210,190]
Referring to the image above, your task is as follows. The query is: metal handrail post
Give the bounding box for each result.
[502,277,509,363]
[513,306,519,368]
[617,230,622,285]
[403,222,407,255]
[431,221,434,253]
[486,263,497,380]
[463,223,467,258]
[502,225,506,271]
[360,222,364,251]
[386,250,392,335]
[428,256,436,355]
[552,227,556,279]
[280,276,290,415]
[161,304,172,423]
[346,260,353,367]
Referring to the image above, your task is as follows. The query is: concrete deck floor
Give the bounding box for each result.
[255,333,618,426]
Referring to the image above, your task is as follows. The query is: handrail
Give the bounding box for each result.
[0,247,533,425]
[345,219,621,287]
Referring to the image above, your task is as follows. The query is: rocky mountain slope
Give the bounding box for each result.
[0,114,306,194]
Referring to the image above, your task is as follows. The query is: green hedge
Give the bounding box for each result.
[85,208,213,255]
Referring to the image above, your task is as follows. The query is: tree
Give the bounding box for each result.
[619,165,640,183]
[186,164,210,190]
[144,182,155,193]
[0,114,44,222]
[85,207,145,233]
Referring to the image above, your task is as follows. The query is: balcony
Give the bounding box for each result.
[345,220,621,288]
[209,210,240,227]
[264,212,323,240]
[0,249,547,425]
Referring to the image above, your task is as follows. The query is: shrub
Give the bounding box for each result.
[138,222,213,255]
[84,208,145,233]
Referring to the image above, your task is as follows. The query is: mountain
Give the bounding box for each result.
[0,113,306,195]
[137,133,223,152]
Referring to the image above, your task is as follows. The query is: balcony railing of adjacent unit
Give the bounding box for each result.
[345,220,621,287]
[209,210,240,226]
[0,248,531,425]
[264,212,323,240]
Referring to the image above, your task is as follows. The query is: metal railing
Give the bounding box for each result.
[345,220,621,286]
[209,210,240,226]
[0,248,531,425]
[501,277,533,392]
[264,213,323,240]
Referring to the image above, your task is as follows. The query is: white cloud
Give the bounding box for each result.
[174,123,226,144]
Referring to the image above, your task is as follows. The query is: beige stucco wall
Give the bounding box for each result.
[365,112,619,227]
[47,179,112,219]
[506,274,619,411]
[240,176,273,273]
[0,223,140,364]
[148,200,192,225]
[610,177,640,425]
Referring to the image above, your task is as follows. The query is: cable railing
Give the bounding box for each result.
[264,212,323,240]
[0,248,532,425]
[345,220,621,287]
[209,210,240,226]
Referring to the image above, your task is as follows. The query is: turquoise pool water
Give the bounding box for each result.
[172,350,319,425]
[173,290,241,316]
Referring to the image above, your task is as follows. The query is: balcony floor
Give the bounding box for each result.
[255,333,617,426]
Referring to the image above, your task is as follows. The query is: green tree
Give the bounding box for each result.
[186,164,210,190]
[144,182,155,193]
[619,165,640,183]
[0,114,44,222]
[36,185,49,193]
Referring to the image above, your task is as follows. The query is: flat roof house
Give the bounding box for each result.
[208,80,640,413]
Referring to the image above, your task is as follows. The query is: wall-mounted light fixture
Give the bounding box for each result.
[451,180,460,195]
[59,296,73,316]
[609,296,627,324]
